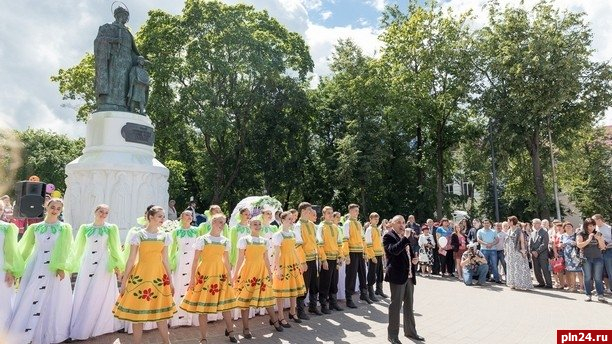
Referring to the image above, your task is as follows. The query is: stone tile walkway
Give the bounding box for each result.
[82,275,611,344]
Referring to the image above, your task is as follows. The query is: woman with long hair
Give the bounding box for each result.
[505,216,533,291]
[451,223,468,280]
[576,218,607,303]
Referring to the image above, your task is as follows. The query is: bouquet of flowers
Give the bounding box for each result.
[160,219,180,233]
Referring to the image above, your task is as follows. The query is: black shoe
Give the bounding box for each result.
[495,280,503,284]
[308,307,323,315]
[544,285,553,289]
[368,286,380,302]
[225,329,237,343]
[320,304,332,314]
[360,293,374,304]
[269,320,284,332]
[330,303,344,311]
[346,298,358,308]
[388,337,403,344]
[289,312,304,323]
[375,289,389,298]
[405,334,425,341]
[242,328,253,339]
[278,318,292,328]
[535,284,546,288]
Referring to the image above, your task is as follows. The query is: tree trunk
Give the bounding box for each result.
[359,180,367,218]
[526,134,550,219]
[435,141,445,219]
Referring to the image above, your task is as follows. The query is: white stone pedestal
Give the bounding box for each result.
[64,111,169,238]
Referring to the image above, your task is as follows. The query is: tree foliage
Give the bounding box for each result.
[15,129,84,192]
[473,0,612,218]
[49,0,612,221]
[381,0,477,218]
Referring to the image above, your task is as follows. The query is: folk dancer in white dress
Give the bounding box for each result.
[0,208,22,329]
[9,199,73,344]
[68,204,125,340]
[169,210,200,327]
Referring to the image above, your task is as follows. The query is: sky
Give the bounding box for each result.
[0,0,610,138]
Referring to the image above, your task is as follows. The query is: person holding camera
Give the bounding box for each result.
[460,242,489,286]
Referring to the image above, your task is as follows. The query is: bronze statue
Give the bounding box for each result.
[94,6,143,113]
[127,56,149,114]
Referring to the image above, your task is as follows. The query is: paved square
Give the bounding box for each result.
[85,276,610,344]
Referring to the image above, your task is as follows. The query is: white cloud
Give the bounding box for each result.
[302,0,323,11]
[321,10,333,21]
[305,22,382,86]
[357,17,370,27]
[0,0,610,138]
[366,0,387,12]
[442,0,612,123]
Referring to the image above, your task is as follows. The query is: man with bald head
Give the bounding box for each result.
[383,215,424,344]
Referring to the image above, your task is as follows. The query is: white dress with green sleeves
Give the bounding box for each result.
[169,226,200,327]
[0,221,21,328]
[9,222,73,344]
[69,223,125,339]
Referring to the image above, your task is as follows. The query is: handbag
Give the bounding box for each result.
[418,249,430,263]
[551,257,565,273]
[438,247,447,256]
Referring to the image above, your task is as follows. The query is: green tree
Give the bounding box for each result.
[50,53,95,122]
[136,0,313,204]
[558,127,612,220]
[52,0,314,207]
[474,0,612,218]
[381,0,477,218]
[15,129,85,192]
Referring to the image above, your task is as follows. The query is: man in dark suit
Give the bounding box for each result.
[529,218,552,288]
[383,215,424,344]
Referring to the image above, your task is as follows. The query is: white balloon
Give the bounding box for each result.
[438,236,448,248]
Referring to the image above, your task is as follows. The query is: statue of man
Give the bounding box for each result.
[127,56,150,115]
[94,6,140,112]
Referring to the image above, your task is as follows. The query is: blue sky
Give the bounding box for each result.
[310,0,401,26]
[0,0,609,137]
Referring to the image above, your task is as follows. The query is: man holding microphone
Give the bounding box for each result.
[383,215,424,344]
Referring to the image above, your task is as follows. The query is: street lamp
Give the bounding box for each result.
[488,118,500,222]
[547,115,562,220]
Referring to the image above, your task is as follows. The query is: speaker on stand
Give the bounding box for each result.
[14,181,46,218]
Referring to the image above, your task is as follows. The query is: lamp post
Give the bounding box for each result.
[488,118,500,222]
[547,116,562,220]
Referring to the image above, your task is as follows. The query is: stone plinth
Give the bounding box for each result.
[64,111,169,238]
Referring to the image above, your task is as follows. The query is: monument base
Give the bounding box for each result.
[64,111,169,238]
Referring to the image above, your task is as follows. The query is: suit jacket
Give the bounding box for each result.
[383,230,417,285]
[529,228,549,255]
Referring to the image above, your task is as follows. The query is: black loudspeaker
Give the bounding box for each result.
[14,181,46,218]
